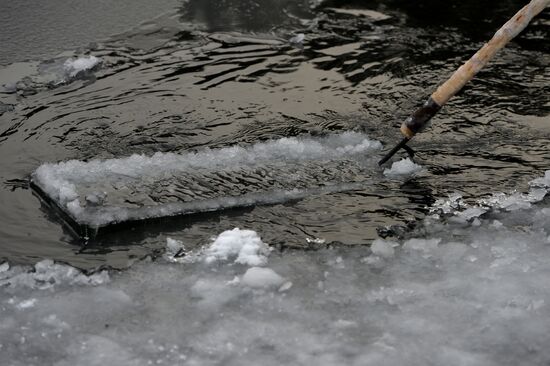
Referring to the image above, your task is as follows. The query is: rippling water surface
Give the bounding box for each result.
[0,0,549,269]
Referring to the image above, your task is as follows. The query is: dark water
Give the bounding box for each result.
[0,0,549,269]
[0,0,179,66]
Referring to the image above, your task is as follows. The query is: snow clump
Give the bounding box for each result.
[204,228,272,266]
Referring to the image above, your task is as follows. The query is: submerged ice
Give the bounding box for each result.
[5,171,550,365]
[1,56,101,95]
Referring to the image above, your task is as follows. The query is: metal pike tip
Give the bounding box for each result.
[377,137,413,166]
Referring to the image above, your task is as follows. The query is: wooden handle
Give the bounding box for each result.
[400,0,549,139]
[431,0,550,106]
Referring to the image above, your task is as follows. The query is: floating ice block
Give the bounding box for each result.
[31,132,381,237]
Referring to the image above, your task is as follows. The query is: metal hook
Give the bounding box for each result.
[378,137,415,166]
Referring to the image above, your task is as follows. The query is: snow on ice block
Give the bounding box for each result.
[31,132,381,237]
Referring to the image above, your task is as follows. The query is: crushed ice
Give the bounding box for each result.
[0,259,109,290]
[5,171,550,365]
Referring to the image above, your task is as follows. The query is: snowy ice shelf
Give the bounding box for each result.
[31,132,381,238]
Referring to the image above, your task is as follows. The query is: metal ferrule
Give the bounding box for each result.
[401,97,442,137]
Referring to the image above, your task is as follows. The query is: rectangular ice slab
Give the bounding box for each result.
[31,132,381,237]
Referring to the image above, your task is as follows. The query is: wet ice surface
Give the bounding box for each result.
[0,0,179,66]
[4,176,550,365]
[32,132,381,229]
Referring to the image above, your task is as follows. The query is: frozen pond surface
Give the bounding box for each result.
[3,172,550,365]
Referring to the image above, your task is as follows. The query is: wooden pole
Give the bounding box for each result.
[399,0,550,139]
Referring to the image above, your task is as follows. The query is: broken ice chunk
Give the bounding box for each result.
[383,158,422,178]
[0,259,109,289]
[164,238,186,263]
[451,207,487,223]
[31,132,382,234]
[530,171,550,188]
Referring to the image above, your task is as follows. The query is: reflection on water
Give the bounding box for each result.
[180,0,315,32]
[321,0,548,38]
[0,0,548,268]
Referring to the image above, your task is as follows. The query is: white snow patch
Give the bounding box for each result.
[204,228,271,266]
[383,158,422,178]
[241,267,285,288]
